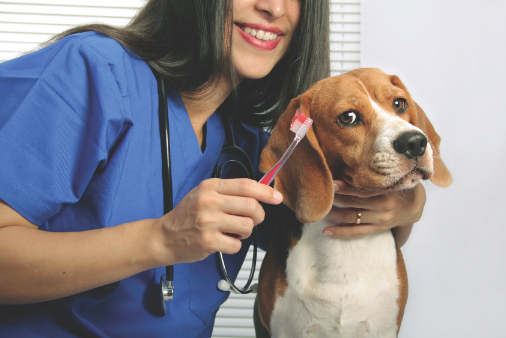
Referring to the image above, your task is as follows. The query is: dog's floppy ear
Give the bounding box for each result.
[412,102,453,187]
[260,91,334,223]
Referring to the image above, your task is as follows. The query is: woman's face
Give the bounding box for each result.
[232,0,301,80]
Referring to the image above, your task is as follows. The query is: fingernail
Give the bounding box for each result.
[333,184,339,192]
[273,190,283,202]
[324,230,334,236]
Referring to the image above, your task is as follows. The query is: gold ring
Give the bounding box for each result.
[356,209,362,225]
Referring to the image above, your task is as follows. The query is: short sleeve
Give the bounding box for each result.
[0,34,131,225]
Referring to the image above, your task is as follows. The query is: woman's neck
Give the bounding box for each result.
[180,79,232,148]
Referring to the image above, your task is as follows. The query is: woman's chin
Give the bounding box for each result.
[235,66,272,80]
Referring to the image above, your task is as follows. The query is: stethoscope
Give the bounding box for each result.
[153,71,259,315]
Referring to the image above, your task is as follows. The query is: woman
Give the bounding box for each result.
[0,0,425,337]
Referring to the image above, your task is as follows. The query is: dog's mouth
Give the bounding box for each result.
[390,167,427,190]
[340,166,431,192]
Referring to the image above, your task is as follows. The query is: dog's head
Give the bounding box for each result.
[260,68,453,223]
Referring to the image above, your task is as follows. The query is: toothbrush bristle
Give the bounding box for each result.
[290,108,313,137]
[295,119,312,138]
[259,109,312,186]
[290,108,305,132]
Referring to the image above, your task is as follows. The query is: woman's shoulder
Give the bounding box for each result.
[69,31,145,67]
[1,31,154,122]
[1,31,148,85]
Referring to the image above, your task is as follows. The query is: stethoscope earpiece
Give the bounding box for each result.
[217,279,231,292]
[217,280,258,294]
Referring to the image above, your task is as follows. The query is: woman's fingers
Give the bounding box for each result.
[323,183,426,239]
[325,205,363,224]
[211,178,283,205]
[201,178,283,227]
[219,214,256,240]
[220,195,266,226]
[156,178,284,265]
[323,205,402,238]
[325,206,398,226]
[333,180,384,197]
[214,232,243,255]
[333,183,417,213]
[324,224,391,238]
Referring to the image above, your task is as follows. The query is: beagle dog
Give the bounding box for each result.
[254,68,452,338]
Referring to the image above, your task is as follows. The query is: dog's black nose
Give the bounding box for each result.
[393,131,428,159]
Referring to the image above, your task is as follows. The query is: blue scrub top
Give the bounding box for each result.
[0,32,279,337]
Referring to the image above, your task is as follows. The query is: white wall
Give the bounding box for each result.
[361,0,506,336]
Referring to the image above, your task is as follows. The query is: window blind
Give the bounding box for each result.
[0,0,143,61]
[329,0,361,76]
[0,0,360,336]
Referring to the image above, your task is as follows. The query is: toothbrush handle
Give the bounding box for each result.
[259,137,299,186]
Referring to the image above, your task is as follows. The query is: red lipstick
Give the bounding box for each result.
[234,23,282,51]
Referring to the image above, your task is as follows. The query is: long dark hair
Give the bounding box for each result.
[42,0,330,130]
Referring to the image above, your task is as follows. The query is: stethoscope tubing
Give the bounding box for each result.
[218,229,257,294]
[156,70,175,286]
[154,70,259,314]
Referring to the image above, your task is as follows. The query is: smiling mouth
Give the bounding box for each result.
[235,23,280,42]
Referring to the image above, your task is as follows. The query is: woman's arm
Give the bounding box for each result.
[392,223,414,248]
[0,178,282,304]
[0,199,159,304]
[322,182,426,248]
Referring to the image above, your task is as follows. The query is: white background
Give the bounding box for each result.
[362,0,506,336]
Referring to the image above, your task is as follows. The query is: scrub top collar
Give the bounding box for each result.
[164,84,226,207]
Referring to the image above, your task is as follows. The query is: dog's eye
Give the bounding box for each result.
[338,111,357,125]
[393,98,408,113]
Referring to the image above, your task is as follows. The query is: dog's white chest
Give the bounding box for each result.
[270,221,400,338]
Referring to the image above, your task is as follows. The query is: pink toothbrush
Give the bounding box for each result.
[259,108,313,185]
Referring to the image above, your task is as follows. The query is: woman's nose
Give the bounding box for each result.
[255,0,286,19]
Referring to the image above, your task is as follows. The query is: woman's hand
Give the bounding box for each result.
[322,180,426,247]
[152,178,283,266]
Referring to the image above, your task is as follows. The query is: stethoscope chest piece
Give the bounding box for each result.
[160,274,174,314]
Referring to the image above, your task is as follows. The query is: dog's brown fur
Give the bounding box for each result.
[255,68,452,337]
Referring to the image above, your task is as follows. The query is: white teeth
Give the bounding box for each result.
[241,26,278,41]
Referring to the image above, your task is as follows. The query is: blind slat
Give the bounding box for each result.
[0,12,132,26]
[1,3,139,17]
[0,0,143,8]
[0,32,54,43]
